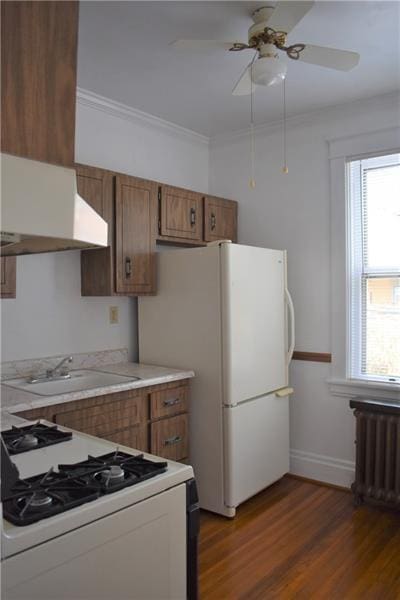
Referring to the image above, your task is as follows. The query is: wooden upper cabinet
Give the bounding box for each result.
[1,1,79,166]
[159,185,204,243]
[76,165,113,231]
[204,196,238,243]
[78,165,115,297]
[80,167,157,297]
[115,175,157,295]
[0,257,16,299]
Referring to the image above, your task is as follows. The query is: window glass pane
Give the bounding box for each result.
[363,164,400,270]
[364,277,400,378]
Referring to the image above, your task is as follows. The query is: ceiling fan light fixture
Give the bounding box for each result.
[251,55,287,87]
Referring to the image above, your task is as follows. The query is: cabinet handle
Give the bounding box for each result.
[210,213,216,231]
[125,257,132,278]
[163,398,181,407]
[190,208,196,226]
[164,435,182,446]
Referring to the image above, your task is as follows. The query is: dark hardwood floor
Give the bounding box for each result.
[199,476,400,599]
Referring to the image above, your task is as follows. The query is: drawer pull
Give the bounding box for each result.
[210,213,216,231]
[164,435,182,446]
[163,398,181,407]
[190,208,196,226]
[125,256,132,278]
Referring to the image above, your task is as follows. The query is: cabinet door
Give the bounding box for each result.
[1,1,78,166]
[104,426,149,453]
[0,257,16,298]
[76,165,113,226]
[151,414,188,461]
[78,165,115,296]
[204,196,238,243]
[115,175,157,295]
[160,185,203,242]
[55,395,147,434]
[150,386,188,420]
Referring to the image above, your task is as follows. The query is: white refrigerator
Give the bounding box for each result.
[139,241,295,517]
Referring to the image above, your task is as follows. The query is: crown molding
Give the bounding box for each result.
[77,87,399,151]
[328,126,400,159]
[76,87,209,147]
[209,90,400,147]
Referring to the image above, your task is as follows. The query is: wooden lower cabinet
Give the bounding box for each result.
[151,414,188,462]
[150,385,188,420]
[54,394,147,438]
[16,380,190,461]
[103,425,148,453]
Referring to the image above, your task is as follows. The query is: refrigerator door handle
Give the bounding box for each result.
[285,288,295,364]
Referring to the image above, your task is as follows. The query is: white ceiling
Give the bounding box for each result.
[77,1,400,137]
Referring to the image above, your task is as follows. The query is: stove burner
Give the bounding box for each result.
[1,423,72,455]
[97,465,126,484]
[59,451,167,495]
[18,434,39,450]
[2,451,168,526]
[2,468,100,526]
[29,492,53,509]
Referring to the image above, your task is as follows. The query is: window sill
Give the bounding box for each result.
[327,377,400,400]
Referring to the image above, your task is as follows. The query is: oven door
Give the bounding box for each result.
[2,484,187,600]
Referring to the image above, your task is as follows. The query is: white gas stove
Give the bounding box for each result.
[1,420,198,600]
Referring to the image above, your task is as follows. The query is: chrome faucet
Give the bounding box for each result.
[28,356,73,384]
[46,355,73,379]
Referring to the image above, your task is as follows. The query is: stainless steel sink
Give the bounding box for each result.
[3,369,141,397]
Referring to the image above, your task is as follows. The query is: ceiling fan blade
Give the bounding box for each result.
[298,44,360,71]
[232,63,257,96]
[267,1,314,34]
[171,39,240,51]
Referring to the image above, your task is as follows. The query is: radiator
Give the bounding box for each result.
[350,398,400,510]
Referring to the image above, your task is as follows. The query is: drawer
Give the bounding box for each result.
[150,386,188,420]
[102,425,149,453]
[55,395,147,436]
[151,414,188,461]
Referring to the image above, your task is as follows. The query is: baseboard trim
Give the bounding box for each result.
[286,473,351,493]
[290,448,355,489]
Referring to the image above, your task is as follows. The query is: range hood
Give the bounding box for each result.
[1,153,108,256]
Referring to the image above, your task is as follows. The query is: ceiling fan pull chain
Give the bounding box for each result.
[249,56,256,189]
[282,78,288,174]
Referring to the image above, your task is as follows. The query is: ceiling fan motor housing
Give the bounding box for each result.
[249,5,283,46]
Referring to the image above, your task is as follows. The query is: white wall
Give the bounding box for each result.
[209,92,400,486]
[1,90,209,363]
[2,85,397,488]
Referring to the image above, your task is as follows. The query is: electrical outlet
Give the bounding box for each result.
[109,306,119,324]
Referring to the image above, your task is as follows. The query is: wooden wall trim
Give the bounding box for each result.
[292,351,332,363]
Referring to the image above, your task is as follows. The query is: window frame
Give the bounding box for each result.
[327,126,400,399]
[347,153,400,385]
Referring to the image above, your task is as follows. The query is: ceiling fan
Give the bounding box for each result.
[172,1,360,95]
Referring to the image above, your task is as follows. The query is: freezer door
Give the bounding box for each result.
[221,243,288,405]
[224,393,289,509]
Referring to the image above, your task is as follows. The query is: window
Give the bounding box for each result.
[348,153,400,384]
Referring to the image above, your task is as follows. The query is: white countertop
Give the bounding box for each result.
[1,362,195,417]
